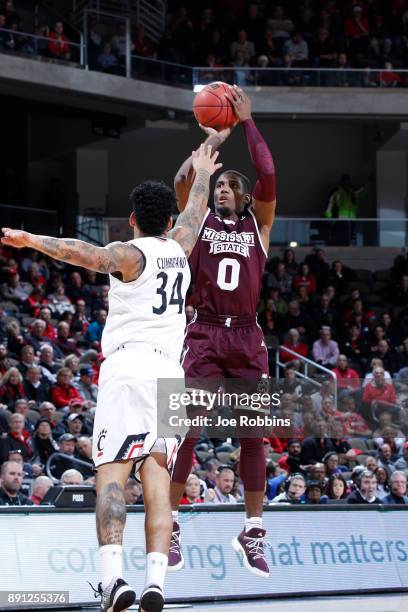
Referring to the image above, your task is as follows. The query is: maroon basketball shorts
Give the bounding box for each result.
[181,312,269,393]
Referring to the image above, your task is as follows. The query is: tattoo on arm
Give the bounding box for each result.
[169,168,210,257]
[96,482,126,546]
[31,236,144,279]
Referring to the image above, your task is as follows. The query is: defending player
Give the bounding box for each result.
[169,86,276,578]
[1,144,222,612]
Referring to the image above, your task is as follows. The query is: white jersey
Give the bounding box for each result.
[101,237,191,361]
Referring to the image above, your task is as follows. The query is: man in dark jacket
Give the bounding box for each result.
[0,461,33,506]
[383,471,408,504]
[347,471,382,504]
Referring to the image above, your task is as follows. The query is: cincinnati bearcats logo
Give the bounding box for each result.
[97,428,107,452]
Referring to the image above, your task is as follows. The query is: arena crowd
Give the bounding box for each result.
[0,239,407,506]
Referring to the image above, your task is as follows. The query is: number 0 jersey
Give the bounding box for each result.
[188,208,267,316]
[101,237,191,360]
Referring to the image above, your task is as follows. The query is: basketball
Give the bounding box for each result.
[193,81,237,130]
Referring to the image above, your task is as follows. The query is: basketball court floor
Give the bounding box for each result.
[41,593,408,612]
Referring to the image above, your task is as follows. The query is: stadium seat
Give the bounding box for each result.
[215,451,233,464]
[269,451,283,462]
[349,438,369,452]
[28,410,40,425]
[196,450,211,463]
[0,300,19,313]
[355,454,370,465]
[194,469,206,480]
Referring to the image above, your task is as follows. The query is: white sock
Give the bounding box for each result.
[245,517,263,533]
[99,545,123,590]
[171,510,179,523]
[145,552,168,591]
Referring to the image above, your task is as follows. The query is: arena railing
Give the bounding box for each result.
[270,217,408,248]
[46,452,94,483]
[1,32,407,92]
[275,345,337,398]
[0,26,84,65]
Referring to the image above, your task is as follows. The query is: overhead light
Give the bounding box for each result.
[289,241,299,247]
[193,84,205,93]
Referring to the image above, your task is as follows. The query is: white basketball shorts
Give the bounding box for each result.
[92,342,184,474]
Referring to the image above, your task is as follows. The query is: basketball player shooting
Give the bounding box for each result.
[169,86,276,579]
[1,143,222,612]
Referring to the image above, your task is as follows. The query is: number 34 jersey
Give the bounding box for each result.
[101,237,191,360]
[189,208,267,316]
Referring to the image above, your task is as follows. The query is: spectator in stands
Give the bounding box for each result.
[383,471,408,504]
[325,175,365,220]
[342,324,368,370]
[374,466,390,499]
[332,354,360,395]
[363,358,392,386]
[1,270,31,304]
[232,49,250,86]
[39,345,58,381]
[377,444,397,477]
[0,13,7,49]
[29,475,53,505]
[293,263,316,295]
[282,249,298,277]
[338,395,372,437]
[97,42,123,75]
[50,367,83,410]
[326,473,348,500]
[0,461,33,506]
[372,340,400,374]
[347,470,381,504]
[47,284,74,316]
[313,28,338,68]
[13,398,35,433]
[124,477,143,505]
[48,21,70,61]
[0,343,17,376]
[54,321,79,357]
[390,275,408,307]
[256,30,283,70]
[271,474,306,504]
[378,61,402,87]
[169,5,194,64]
[179,473,204,505]
[395,442,408,474]
[264,262,293,297]
[345,5,370,57]
[32,418,58,465]
[23,365,49,403]
[282,301,311,337]
[230,29,255,64]
[60,468,83,485]
[18,345,37,378]
[267,4,294,49]
[203,459,219,490]
[50,432,76,479]
[204,466,237,504]
[134,24,154,58]
[76,365,98,404]
[2,412,33,461]
[65,413,85,437]
[300,419,334,464]
[279,329,309,363]
[283,31,309,67]
[85,309,107,349]
[312,293,339,332]
[362,367,399,419]
[63,354,80,379]
[0,366,27,408]
[322,451,345,477]
[76,435,92,463]
[277,439,304,474]
[305,481,328,504]
[312,326,340,367]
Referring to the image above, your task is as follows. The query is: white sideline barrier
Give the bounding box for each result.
[1,506,408,606]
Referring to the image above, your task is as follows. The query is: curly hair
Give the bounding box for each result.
[129,180,175,236]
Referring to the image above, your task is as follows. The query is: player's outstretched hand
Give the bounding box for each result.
[1,227,31,249]
[225,85,252,122]
[191,143,222,176]
[199,124,235,143]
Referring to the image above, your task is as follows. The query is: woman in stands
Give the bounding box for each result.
[326,474,348,501]
[0,366,27,408]
[179,474,204,505]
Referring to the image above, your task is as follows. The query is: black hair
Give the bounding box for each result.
[326,473,347,499]
[218,170,252,195]
[129,180,175,236]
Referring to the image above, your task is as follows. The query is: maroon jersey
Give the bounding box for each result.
[189,208,267,316]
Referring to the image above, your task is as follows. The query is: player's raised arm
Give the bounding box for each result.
[174,125,231,212]
[170,143,222,257]
[0,231,145,281]
[226,85,277,249]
